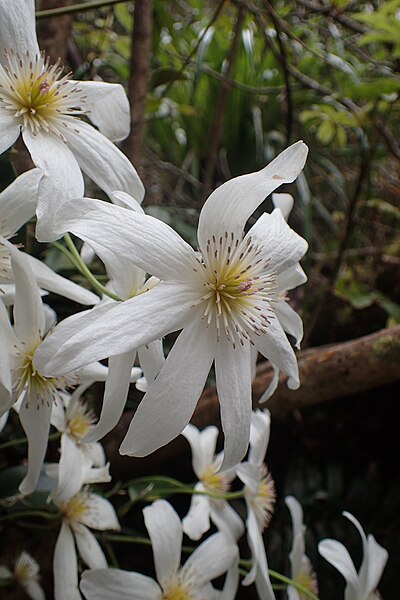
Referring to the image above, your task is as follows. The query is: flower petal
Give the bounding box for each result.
[80,569,160,600]
[34,282,193,376]
[185,531,237,586]
[210,500,245,541]
[137,339,165,389]
[318,539,359,591]
[53,521,81,600]
[182,424,219,478]
[215,338,252,470]
[0,111,20,155]
[0,169,42,235]
[0,299,16,413]
[248,409,271,466]
[55,435,92,501]
[198,141,308,254]
[272,192,294,220]
[285,496,306,577]
[251,315,300,390]
[143,500,182,586]
[119,321,215,457]
[276,263,307,292]
[274,300,303,349]
[83,350,137,443]
[182,483,211,541]
[71,81,130,142]
[62,119,144,203]
[243,509,275,599]
[82,494,120,531]
[72,523,107,569]
[0,0,39,58]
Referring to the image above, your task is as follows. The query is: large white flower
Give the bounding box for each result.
[0,0,144,241]
[285,495,319,599]
[318,512,388,600]
[34,141,308,468]
[80,498,238,600]
[236,409,276,599]
[181,423,244,541]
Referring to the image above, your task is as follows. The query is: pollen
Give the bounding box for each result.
[13,551,39,583]
[200,464,230,495]
[161,584,193,600]
[249,465,276,528]
[0,48,86,137]
[62,492,89,523]
[192,231,276,345]
[66,399,96,441]
[293,566,319,599]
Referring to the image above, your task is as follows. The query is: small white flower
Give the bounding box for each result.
[0,551,45,600]
[181,423,244,541]
[35,142,308,469]
[80,499,238,600]
[318,511,388,600]
[285,495,318,599]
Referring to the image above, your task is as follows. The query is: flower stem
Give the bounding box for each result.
[268,570,319,600]
[36,0,129,18]
[0,431,60,451]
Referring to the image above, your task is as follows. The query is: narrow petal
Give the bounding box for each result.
[185,531,237,585]
[0,0,39,57]
[137,339,165,389]
[285,496,306,577]
[252,315,300,390]
[210,500,245,541]
[119,321,215,457]
[83,350,137,443]
[363,534,388,595]
[243,509,275,600]
[72,523,107,569]
[245,209,308,275]
[274,300,303,349]
[21,579,45,600]
[44,196,197,282]
[80,569,160,600]
[272,192,294,220]
[143,500,182,586]
[248,409,271,466]
[258,364,280,404]
[26,254,100,306]
[215,339,252,470]
[318,539,359,590]
[220,558,240,600]
[182,484,211,541]
[18,394,52,495]
[81,494,120,531]
[53,522,81,600]
[0,299,16,413]
[198,142,308,254]
[276,263,307,292]
[71,81,130,142]
[0,112,20,155]
[62,119,144,203]
[56,435,92,500]
[0,169,42,235]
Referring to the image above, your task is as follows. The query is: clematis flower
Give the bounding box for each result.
[318,512,388,600]
[0,551,45,600]
[285,495,319,599]
[80,498,238,600]
[0,169,100,306]
[52,479,120,600]
[0,240,125,495]
[236,409,276,599]
[0,0,144,241]
[181,423,244,541]
[34,142,308,469]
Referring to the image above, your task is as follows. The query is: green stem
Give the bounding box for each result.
[0,431,61,451]
[36,0,129,18]
[63,234,121,301]
[0,510,60,523]
[124,476,245,501]
[103,534,152,546]
[269,570,319,600]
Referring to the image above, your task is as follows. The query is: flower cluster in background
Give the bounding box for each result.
[0,2,389,599]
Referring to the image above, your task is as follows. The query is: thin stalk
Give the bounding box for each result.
[269,570,319,600]
[0,431,60,451]
[0,510,60,523]
[36,0,129,18]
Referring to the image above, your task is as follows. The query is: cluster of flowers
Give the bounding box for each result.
[0,1,388,598]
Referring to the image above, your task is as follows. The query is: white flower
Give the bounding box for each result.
[0,551,45,600]
[0,169,100,306]
[34,142,308,469]
[0,0,144,241]
[181,423,244,541]
[80,498,238,600]
[285,495,319,599]
[236,409,276,599]
[53,480,120,600]
[318,511,388,600]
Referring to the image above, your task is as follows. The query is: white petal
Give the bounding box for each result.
[252,315,300,390]
[110,190,144,211]
[26,254,100,306]
[363,534,388,595]
[45,196,196,282]
[243,509,275,599]
[18,393,52,495]
[318,539,359,590]
[0,299,16,413]
[21,579,45,600]
[285,496,306,577]
[271,192,294,220]
[276,263,307,292]
[275,300,303,349]
[80,569,160,600]
[215,339,252,470]
[236,462,261,497]
[81,494,120,531]
[143,500,182,586]
[220,558,240,600]
[54,521,81,600]
[186,532,237,586]
[246,209,308,275]
[198,141,308,254]
[72,523,108,569]
[258,364,280,403]
[182,483,211,541]
[119,321,215,457]
[10,243,45,343]
[0,111,20,155]
[210,500,244,542]
[137,339,165,388]
[83,350,136,443]
[34,282,192,376]
[0,0,39,57]
[248,409,271,466]
[0,169,41,235]
[55,435,91,501]
[182,424,219,478]
[62,119,144,203]
[72,81,130,142]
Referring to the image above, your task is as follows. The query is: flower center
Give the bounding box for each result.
[13,552,39,583]
[200,464,230,495]
[0,49,85,136]
[250,465,276,528]
[192,232,276,345]
[66,399,95,441]
[13,340,76,408]
[161,584,192,600]
[293,567,319,599]
[62,492,88,523]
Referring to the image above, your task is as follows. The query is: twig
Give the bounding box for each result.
[36,0,129,18]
